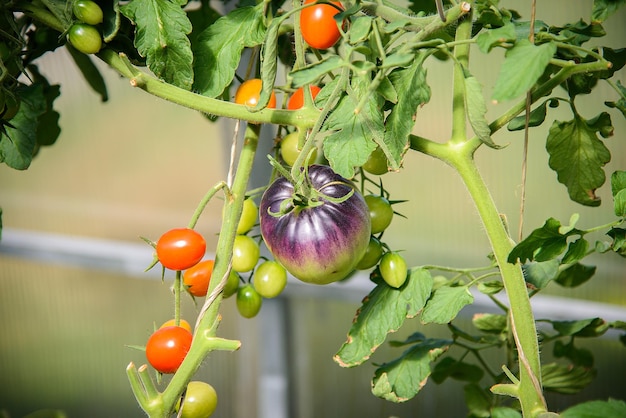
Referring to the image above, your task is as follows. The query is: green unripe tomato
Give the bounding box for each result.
[365,195,394,234]
[73,0,104,25]
[222,270,240,298]
[280,132,317,167]
[253,260,287,298]
[236,284,262,318]
[177,381,218,418]
[232,235,260,272]
[379,252,407,288]
[237,198,258,234]
[67,23,102,54]
[362,146,388,175]
[356,236,384,270]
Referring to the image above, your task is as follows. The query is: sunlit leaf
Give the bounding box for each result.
[523,259,559,289]
[509,218,578,264]
[421,285,474,324]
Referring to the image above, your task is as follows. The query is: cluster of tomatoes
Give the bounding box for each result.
[67,0,103,54]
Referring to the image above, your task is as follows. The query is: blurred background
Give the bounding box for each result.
[1,1,625,417]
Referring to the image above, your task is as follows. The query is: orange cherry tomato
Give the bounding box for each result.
[234,79,277,108]
[287,85,322,110]
[183,259,214,297]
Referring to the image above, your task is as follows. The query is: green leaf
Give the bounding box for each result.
[371,338,450,402]
[554,339,594,368]
[66,44,108,102]
[492,40,557,102]
[464,383,492,418]
[476,22,516,53]
[592,0,626,23]
[431,357,484,384]
[607,228,626,257]
[522,259,560,289]
[383,55,431,169]
[477,280,504,295]
[255,15,282,111]
[562,399,626,418]
[28,66,61,148]
[1,83,47,170]
[611,171,626,217]
[472,313,508,334]
[349,15,372,44]
[192,6,266,97]
[542,362,596,394]
[39,0,73,28]
[508,218,576,264]
[491,407,522,418]
[465,72,499,148]
[334,268,433,367]
[507,100,551,131]
[120,0,194,90]
[561,237,589,264]
[324,75,385,179]
[604,80,626,118]
[552,317,609,337]
[421,285,474,324]
[554,262,596,287]
[546,113,612,206]
[290,55,344,87]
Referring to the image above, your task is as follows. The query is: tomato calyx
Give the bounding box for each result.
[266,157,355,217]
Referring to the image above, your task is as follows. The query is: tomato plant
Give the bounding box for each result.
[183,259,214,297]
[260,165,371,284]
[72,0,104,25]
[236,284,262,318]
[356,236,384,270]
[234,78,276,109]
[280,132,317,166]
[300,0,344,50]
[177,381,218,418]
[156,228,206,271]
[236,198,258,235]
[287,85,321,110]
[145,326,193,374]
[231,235,260,272]
[253,260,288,298]
[67,23,102,54]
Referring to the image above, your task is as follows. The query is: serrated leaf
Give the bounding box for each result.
[472,313,508,334]
[546,113,612,206]
[554,262,596,287]
[192,6,266,97]
[611,170,626,216]
[604,80,626,118]
[562,399,626,418]
[476,22,516,53]
[371,338,450,402]
[508,218,576,264]
[465,72,499,148]
[592,0,626,23]
[334,268,433,367]
[66,44,108,102]
[507,100,549,131]
[431,357,484,384]
[561,237,589,264]
[324,75,385,178]
[421,285,474,324]
[542,362,596,394]
[522,259,559,289]
[552,317,608,337]
[491,407,522,418]
[290,55,344,87]
[607,228,626,257]
[1,84,47,170]
[255,15,283,111]
[493,40,557,102]
[120,0,194,90]
[383,55,430,169]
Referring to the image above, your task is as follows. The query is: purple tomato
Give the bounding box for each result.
[259,165,371,284]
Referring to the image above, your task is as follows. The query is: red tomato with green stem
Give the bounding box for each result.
[300,0,344,50]
[156,228,206,271]
[287,85,321,110]
[145,326,193,374]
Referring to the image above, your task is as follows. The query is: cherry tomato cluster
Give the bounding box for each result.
[67,0,103,54]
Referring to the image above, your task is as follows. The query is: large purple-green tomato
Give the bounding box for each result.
[260,165,371,284]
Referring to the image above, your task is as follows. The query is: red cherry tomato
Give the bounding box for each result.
[287,85,321,110]
[156,228,206,271]
[300,0,344,50]
[234,79,277,108]
[183,259,214,297]
[145,326,193,374]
